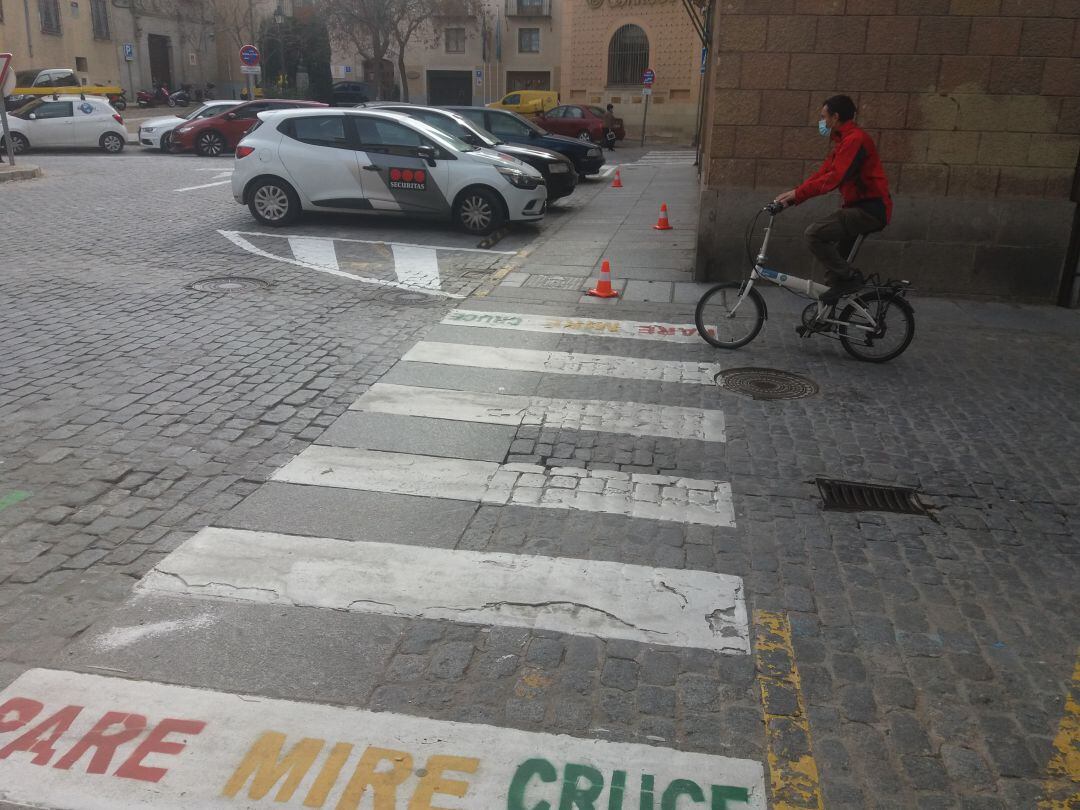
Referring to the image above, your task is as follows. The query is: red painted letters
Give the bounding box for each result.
[115,718,207,783]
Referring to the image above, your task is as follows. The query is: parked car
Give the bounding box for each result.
[445,106,605,176]
[486,90,558,116]
[332,81,372,105]
[4,68,122,111]
[535,104,625,143]
[170,99,327,156]
[0,95,126,154]
[138,100,242,151]
[231,108,547,235]
[360,103,578,202]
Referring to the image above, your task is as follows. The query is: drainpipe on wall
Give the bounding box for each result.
[22,0,35,57]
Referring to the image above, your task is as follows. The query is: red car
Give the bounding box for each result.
[171,99,327,156]
[534,105,625,144]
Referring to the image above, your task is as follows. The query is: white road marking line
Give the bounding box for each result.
[273,446,736,527]
[92,614,217,652]
[228,229,516,255]
[140,527,750,653]
[353,382,726,442]
[195,167,235,172]
[392,243,441,289]
[217,230,464,299]
[598,166,617,178]
[174,179,231,192]
[443,309,708,343]
[0,669,766,808]
[403,341,719,385]
[288,236,340,271]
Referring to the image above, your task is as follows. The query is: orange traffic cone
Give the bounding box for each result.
[587,259,620,298]
[654,202,673,230]
[611,169,623,188]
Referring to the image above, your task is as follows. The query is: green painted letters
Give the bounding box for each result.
[660,779,704,809]
[559,763,604,810]
[639,774,654,810]
[507,758,558,810]
[607,770,626,810]
[710,785,750,810]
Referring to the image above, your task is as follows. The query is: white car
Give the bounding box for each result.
[1,95,127,154]
[231,108,547,235]
[138,100,241,151]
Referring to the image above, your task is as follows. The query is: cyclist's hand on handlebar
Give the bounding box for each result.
[773,189,797,208]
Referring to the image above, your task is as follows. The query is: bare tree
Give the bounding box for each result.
[389,0,484,102]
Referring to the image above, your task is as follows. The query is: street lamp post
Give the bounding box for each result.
[273,5,286,95]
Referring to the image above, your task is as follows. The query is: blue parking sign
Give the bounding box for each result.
[123,43,134,61]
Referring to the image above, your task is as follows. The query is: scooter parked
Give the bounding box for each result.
[136,84,171,108]
[168,85,192,107]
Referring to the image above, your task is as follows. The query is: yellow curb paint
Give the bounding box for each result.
[1040,652,1080,809]
[754,610,825,810]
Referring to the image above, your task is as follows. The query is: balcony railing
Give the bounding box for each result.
[506,0,550,17]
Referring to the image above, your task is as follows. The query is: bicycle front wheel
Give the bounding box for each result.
[839,291,915,362]
[695,282,766,349]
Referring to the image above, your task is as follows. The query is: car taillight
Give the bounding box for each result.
[236,146,255,158]
[113,114,124,124]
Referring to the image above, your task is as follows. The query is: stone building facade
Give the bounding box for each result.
[696,1,1080,304]
[559,0,703,139]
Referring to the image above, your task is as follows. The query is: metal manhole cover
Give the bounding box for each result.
[376,289,444,306]
[817,478,930,516]
[188,277,270,293]
[715,367,819,400]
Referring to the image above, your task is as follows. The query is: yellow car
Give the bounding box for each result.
[487,90,558,116]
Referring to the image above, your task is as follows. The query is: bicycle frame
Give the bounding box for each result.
[733,210,881,335]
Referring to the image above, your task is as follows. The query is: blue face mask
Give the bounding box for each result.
[818,119,831,137]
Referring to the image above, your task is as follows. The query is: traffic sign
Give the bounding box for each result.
[0,53,14,97]
[642,87,652,96]
[124,42,135,61]
[700,47,707,75]
[240,65,262,75]
[240,44,260,67]
[642,68,655,87]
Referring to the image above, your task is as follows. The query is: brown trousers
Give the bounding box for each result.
[804,207,885,280]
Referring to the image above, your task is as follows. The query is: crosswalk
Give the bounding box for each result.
[0,304,767,808]
[622,150,698,168]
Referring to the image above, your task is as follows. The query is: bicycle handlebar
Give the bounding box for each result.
[764,201,787,215]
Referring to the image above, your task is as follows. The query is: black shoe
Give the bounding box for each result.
[820,275,864,304]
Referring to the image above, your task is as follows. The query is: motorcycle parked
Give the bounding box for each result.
[168,84,192,107]
[136,84,172,108]
[107,90,127,112]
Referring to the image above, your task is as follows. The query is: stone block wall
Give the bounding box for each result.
[695,0,1080,302]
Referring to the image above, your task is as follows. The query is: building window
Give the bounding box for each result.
[607,24,648,86]
[518,27,539,53]
[445,27,465,53]
[39,0,60,34]
[75,56,88,72]
[90,0,109,38]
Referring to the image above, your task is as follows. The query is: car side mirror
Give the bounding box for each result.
[417,144,437,167]
[226,112,237,120]
[28,113,37,120]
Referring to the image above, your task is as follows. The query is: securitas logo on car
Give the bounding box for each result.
[388,168,427,190]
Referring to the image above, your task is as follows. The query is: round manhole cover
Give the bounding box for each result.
[376,289,444,307]
[715,367,819,400]
[188,277,270,293]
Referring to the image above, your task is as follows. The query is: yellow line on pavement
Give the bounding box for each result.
[1040,652,1080,809]
[754,610,825,810]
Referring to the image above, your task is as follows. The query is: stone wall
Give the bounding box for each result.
[695,1,1080,302]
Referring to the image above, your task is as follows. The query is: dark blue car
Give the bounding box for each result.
[444,106,605,177]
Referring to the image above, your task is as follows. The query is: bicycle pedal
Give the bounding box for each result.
[795,325,810,338]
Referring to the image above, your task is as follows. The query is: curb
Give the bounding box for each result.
[0,164,42,183]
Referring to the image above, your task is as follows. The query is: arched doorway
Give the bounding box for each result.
[607,24,648,86]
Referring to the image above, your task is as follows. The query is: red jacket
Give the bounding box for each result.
[795,120,892,225]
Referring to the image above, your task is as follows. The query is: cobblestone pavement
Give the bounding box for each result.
[0,148,1078,809]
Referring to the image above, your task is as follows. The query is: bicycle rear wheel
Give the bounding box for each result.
[839,291,915,362]
[695,282,766,349]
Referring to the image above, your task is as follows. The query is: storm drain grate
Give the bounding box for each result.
[187,277,270,293]
[816,478,929,516]
[716,367,819,400]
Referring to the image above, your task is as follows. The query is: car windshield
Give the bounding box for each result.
[15,71,39,86]
[514,112,548,136]
[185,104,228,121]
[587,106,606,116]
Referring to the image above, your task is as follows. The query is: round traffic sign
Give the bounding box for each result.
[642,68,655,86]
[240,45,260,67]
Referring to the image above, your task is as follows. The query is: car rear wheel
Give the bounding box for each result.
[159,131,173,152]
[248,178,301,227]
[454,188,505,235]
[577,131,593,142]
[196,130,226,157]
[99,132,125,153]
[4,132,29,155]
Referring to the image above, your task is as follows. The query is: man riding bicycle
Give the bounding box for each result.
[774,95,892,303]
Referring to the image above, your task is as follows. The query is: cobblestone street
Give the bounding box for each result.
[0,149,1078,809]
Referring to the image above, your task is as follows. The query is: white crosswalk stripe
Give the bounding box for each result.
[273,446,736,527]
[403,341,719,384]
[138,527,749,653]
[353,383,726,441]
[621,150,697,167]
[442,309,707,343]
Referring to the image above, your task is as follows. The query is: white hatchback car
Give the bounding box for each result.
[138,100,241,151]
[1,95,127,154]
[231,108,547,235]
